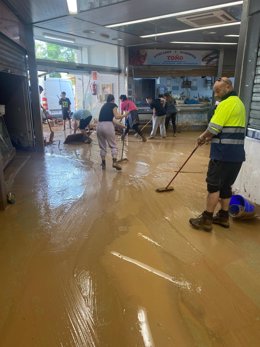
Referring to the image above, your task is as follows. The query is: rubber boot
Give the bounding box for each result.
[112,158,122,171]
[101,159,106,170]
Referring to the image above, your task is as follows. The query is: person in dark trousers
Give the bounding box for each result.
[146,96,166,138]
[97,94,126,171]
[164,92,177,136]
[72,109,92,134]
[189,77,246,232]
[59,91,72,130]
[119,95,146,142]
[71,109,93,143]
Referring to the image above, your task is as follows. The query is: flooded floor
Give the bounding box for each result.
[0,127,260,347]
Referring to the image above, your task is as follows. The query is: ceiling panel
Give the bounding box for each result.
[4,0,68,23]
[3,0,243,49]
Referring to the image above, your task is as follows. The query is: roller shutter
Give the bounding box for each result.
[0,34,27,77]
[247,43,260,140]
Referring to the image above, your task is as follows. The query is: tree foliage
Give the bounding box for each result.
[35,40,77,63]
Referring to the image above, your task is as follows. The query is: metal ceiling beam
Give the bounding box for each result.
[36,59,121,74]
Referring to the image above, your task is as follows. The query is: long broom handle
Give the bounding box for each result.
[140,118,152,132]
[165,145,199,189]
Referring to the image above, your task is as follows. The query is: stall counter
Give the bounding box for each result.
[138,103,210,131]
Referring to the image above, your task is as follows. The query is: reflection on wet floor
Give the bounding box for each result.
[0,127,260,346]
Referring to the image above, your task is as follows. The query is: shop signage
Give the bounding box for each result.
[129,49,218,66]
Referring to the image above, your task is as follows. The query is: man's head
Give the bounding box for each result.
[213,77,233,100]
[119,94,127,102]
[61,91,66,98]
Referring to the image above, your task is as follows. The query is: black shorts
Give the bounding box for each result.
[79,116,92,130]
[62,111,71,120]
[206,160,242,197]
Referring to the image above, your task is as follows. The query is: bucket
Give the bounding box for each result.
[229,195,256,219]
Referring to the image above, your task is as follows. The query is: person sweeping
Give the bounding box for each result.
[189,77,246,232]
[119,95,146,142]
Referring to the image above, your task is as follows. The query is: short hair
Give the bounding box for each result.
[61,91,66,95]
[119,94,127,101]
[106,94,115,103]
[146,96,152,100]
[39,85,43,93]
[216,77,233,87]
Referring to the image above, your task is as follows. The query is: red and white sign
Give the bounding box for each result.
[129,49,218,66]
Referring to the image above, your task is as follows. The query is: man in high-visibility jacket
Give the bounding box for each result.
[189,77,246,231]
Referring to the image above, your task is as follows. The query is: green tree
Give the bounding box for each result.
[35,40,77,63]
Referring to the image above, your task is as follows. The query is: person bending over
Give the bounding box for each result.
[119,94,146,142]
[72,109,92,134]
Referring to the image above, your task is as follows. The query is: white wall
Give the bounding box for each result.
[88,44,118,67]
[233,137,260,204]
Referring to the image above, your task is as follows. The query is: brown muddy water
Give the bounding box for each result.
[0,128,260,347]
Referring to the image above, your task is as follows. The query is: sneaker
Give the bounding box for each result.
[189,212,213,232]
[141,135,147,142]
[213,211,230,228]
[148,136,154,139]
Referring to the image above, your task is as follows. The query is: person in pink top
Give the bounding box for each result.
[119,95,146,142]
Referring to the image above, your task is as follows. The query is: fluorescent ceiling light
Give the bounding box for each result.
[43,34,75,43]
[141,22,241,38]
[171,41,237,45]
[225,34,239,37]
[67,0,78,14]
[106,1,243,27]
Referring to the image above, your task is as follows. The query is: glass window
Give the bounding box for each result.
[35,40,80,63]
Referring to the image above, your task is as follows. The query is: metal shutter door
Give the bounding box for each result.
[247,43,260,139]
[0,34,27,77]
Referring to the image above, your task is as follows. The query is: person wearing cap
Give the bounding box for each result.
[119,94,146,142]
[189,77,246,231]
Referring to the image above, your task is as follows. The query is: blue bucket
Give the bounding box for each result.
[229,195,256,219]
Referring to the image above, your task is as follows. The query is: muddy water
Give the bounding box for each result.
[0,129,260,347]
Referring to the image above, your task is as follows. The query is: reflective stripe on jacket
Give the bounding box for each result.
[208,94,246,162]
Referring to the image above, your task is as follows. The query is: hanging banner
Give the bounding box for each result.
[129,49,218,66]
